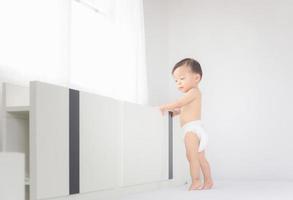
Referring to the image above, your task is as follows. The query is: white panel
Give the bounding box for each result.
[5,114,29,179]
[0,152,25,200]
[80,92,121,192]
[30,81,69,199]
[3,83,29,107]
[0,115,3,151]
[122,102,168,186]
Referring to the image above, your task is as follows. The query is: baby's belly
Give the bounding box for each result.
[180,114,201,127]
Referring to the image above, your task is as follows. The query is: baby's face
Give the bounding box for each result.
[173,65,199,93]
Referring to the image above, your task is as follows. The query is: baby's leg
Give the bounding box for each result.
[198,151,213,189]
[184,132,203,190]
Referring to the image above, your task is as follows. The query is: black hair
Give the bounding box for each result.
[172,58,202,80]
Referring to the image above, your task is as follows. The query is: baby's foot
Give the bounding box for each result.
[188,179,203,191]
[202,179,213,190]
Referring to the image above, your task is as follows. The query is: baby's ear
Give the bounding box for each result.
[195,73,201,81]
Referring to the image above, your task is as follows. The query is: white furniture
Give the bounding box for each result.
[0,152,25,200]
[1,81,187,200]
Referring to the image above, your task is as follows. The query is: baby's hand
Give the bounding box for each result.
[158,105,167,116]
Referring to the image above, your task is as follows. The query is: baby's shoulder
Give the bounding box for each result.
[183,88,200,101]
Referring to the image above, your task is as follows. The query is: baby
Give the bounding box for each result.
[159,58,213,190]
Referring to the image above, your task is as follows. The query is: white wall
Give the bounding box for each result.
[143,0,170,106]
[143,0,191,185]
[144,0,293,180]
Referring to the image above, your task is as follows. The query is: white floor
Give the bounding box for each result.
[118,180,293,200]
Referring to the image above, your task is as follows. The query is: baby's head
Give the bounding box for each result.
[172,58,202,93]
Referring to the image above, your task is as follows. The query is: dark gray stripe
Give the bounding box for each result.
[69,89,80,194]
[168,111,173,179]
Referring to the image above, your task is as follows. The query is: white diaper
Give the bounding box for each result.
[182,120,208,152]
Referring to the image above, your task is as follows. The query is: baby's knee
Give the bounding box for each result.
[198,154,209,165]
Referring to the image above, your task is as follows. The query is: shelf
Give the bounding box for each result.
[5,106,30,119]
[5,106,30,112]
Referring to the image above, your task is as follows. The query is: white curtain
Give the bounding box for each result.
[70,0,148,104]
[0,0,148,105]
[0,0,70,86]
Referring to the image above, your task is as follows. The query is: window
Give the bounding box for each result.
[70,0,148,104]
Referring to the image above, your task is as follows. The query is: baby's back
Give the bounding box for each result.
[180,88,201,127]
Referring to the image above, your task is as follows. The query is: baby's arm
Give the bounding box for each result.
[160,88,197,112]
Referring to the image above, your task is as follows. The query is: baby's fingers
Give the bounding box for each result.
[155,105,165,116]
[160,108,165,116]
